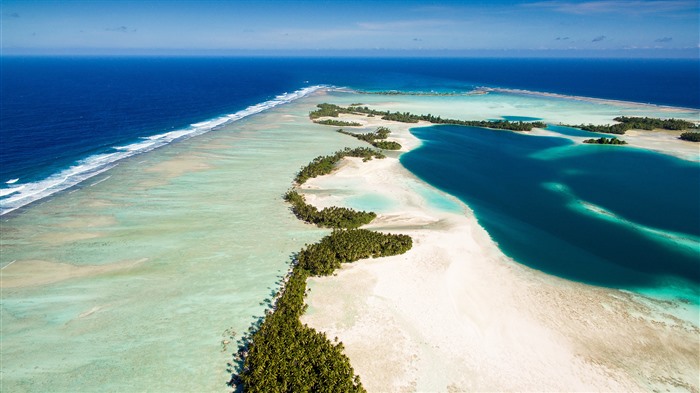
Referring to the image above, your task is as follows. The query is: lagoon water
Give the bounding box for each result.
[402,125,700,296]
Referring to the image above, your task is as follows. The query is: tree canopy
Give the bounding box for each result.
[337,127,402,150]
[309,103,547,131]
[295,147,385,185]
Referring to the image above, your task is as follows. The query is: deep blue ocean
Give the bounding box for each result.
[2,56,699,292]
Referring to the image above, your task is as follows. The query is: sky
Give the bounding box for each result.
[1,0,699,57]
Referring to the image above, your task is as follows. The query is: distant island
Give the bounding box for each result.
[583,137,628,145]
[680,132,700,142]
[310,103,546,131]
[314,119,362,127]
[569,116,699,135]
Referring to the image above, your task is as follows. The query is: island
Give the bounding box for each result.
[232,144,413,392]
[337,126,403,150]
[583,137,628,145]
[310,103,547,131]
[570,116,699,135]
[680,132,700,142]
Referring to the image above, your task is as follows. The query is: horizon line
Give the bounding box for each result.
[2,48,699,59]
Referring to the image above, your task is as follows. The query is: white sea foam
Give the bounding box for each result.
[0,185,25,197]
[0,85,326,215]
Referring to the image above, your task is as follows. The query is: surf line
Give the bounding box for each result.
[1,260,17,270]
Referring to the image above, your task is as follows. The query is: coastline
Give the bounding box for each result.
[479,87,700,113]
[528,126,700,162]
[298,109,699,392]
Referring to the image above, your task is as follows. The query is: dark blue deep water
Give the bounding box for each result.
[402,125,700,291]
[2,56,699,292]
[2,57,698,188]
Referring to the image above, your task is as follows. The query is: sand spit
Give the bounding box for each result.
[299,113,699,392]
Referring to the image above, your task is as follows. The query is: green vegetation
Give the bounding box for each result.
[577,123,629,135]
[337,126,402,150]
[614,116,698,131]
[235,266,365,393]
[236,228,412,391]
[384,112,547,131]
[295,147,385,185]
[298,229,413,276]
[571,116,699,135]
[309,103,345,119]
[314,119,362,127]
[309,103,546,131]
[583,137,628,145]
[679,132,700,142]
[233,142,415,392]
[372,141,402,150]
[284,190,376,229]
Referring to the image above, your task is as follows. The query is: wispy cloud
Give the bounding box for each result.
[655,37,673,42]
[555,36,570,40]
[523,1,697,15]
[592,35,607,42]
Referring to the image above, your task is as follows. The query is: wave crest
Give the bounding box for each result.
[0,85,325,215]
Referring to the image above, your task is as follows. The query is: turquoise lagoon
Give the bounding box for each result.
[402,124,700,301]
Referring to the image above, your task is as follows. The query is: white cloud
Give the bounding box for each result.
[523,0,698,15]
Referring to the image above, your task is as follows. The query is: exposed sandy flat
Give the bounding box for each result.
[299,113,699,392]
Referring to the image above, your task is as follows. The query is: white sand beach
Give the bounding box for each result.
[300,112,699,392]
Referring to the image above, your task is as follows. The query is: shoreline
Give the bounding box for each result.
[298,108,699,392]
[479,86,700,113]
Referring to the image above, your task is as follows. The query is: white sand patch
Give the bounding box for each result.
[300,111,699,393]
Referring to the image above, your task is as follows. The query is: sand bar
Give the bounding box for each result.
[300,110,699,392]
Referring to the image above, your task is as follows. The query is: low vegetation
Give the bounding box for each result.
[309,103,546,131]
[295,147,385,185]
[233,140,414,392]
[314,119,362,127]
[570,116,698,135]
[284,190,376,229]
[337,126,402,150]
[236,228,412,391]
[372,140,402,150]
[679,132,700,142]
[298,229,413,276]
[583,137,628,145]
[235,266,364,393]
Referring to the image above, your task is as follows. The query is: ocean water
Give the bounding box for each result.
[0,97,367,391]
[2,57,699,215]
[2,57,700,390]
[401,125,700,296]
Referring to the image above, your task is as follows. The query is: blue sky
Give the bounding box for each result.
[1,0,698,57]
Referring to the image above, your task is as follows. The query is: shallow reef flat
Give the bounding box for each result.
[0,92,367,392]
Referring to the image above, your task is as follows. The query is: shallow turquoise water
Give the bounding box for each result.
[345,193,395,213]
